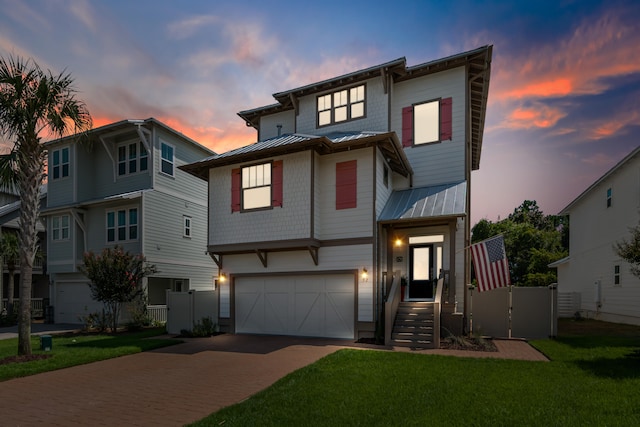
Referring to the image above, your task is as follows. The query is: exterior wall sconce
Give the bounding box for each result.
[361,268,369,282]
[219,272,227,283]
[394,238,403,247]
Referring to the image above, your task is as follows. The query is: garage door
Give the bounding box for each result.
[235,274,355,339]
[56,282,102,324]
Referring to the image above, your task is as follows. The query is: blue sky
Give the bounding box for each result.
[1,0,639,224]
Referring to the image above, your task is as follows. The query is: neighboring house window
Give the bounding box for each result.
[106,208,138,242]
[317,84,365,127]
[614,265,620,285]
[52,215,70,241]
[231,160,283,212]
[183,215,192,238]
[161,142,174,176]
[174,279,184,292]
[51,147,70,179]
[383,165,389,188]
[118,141,148,176]
[336,160,357,210]
[402,97,453,147]
[607,188,612,208]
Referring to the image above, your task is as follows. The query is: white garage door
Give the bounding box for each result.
[56,282,101,324]
[235,274,355,339]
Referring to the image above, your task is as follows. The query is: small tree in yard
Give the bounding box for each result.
[615,223,640,279]
[79,246,156,333]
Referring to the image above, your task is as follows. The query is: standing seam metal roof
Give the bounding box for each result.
[379,181,467,222]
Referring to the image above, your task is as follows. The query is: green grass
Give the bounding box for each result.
[190,319,640,427]
[0,328,179,381]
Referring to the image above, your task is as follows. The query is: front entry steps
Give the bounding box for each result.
[391,302,438,349]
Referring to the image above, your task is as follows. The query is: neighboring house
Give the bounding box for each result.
[43,118,217,324]
[182,46,492,344]
[0,186,48,316]
[551,146,640,326]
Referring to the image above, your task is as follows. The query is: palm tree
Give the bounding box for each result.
[0,56,91,355]
[0,231,20,315]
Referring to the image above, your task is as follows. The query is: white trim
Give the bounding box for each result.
[183,215,192,238]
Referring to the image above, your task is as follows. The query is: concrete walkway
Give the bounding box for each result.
[0,334,547,426]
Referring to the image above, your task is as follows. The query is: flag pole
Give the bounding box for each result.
[508,284,513,339]
[468,284,474,337]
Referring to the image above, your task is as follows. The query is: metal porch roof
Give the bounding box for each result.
[379,181,467,222]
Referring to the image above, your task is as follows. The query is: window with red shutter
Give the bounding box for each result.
[231,168,241,212]
[402,106,414,147]
[336,160,357,210]
[440,97,452,141]
[408,97,453,145]
[272,160,283,207]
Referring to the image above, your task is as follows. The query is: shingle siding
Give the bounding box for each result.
[391,67,466,187]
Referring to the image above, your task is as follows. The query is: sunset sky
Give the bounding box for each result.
[1,0,639,224]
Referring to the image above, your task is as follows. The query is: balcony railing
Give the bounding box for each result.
[147,305,167,324]
[1,298,45,318]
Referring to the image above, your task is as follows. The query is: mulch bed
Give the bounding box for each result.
[0,354,53,366]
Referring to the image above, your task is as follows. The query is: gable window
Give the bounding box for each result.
[183,215,192,238]
[51,147,70,179]
[614,265,620,285]
[161,142,174,176]
[402,97,453,147]
[607,188,612,208]
[106,207,138,242]
[232,160,283,212]
[317,84,365,127]
[52,215,70,241]
[118,141,148,176]
[336,160,357,210]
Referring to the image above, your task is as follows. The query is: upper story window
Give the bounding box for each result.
[183,215,192,238]
[607,187,612,208]
[614,265,620,285]
[161,142,174,176]
[51,147,70,180]
[383,165,389,188]
[402,97,452,147]
[52,215,70,241]
[317,84,365,127]
[118,141,148,176]
[106,207,138,242]
[231,161,283,212]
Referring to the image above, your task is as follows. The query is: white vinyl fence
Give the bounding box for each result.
[166,290,218,335]
[469,285,558,339]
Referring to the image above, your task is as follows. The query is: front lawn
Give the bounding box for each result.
[0,328,178,381]
[191,319,640,426]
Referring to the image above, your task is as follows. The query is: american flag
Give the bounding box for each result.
[470,235,511,292]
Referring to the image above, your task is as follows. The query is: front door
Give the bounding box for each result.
[409,244,434,300]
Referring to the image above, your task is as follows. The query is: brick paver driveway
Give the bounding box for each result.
[0,334,546,426]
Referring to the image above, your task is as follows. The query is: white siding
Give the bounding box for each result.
[296,77,388,135]
[391,67,467,187]
[209,151,312,245]
[564,154,640,324]
[143,190,216,290]
[219,244,373,322]
[318,150,374,240]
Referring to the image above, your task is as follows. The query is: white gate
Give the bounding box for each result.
[166,290,218,335]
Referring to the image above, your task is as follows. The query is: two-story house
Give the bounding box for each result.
[551,146,640,326]
[182,46,492,344]
[43,118,217,324]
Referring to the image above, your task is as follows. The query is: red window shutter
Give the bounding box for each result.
[272,160,283,207]
[336,160,357,210]
[402,106,413,147]
[440,97,452,141]
[231,168,241,212]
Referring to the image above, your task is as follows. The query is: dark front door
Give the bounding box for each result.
[409,244,434,299]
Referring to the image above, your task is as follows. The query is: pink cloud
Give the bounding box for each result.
[587,110,640,140]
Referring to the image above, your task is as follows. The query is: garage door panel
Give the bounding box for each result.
[264,291,289,334]
[235,274,355,339]
[56,282,101,324]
